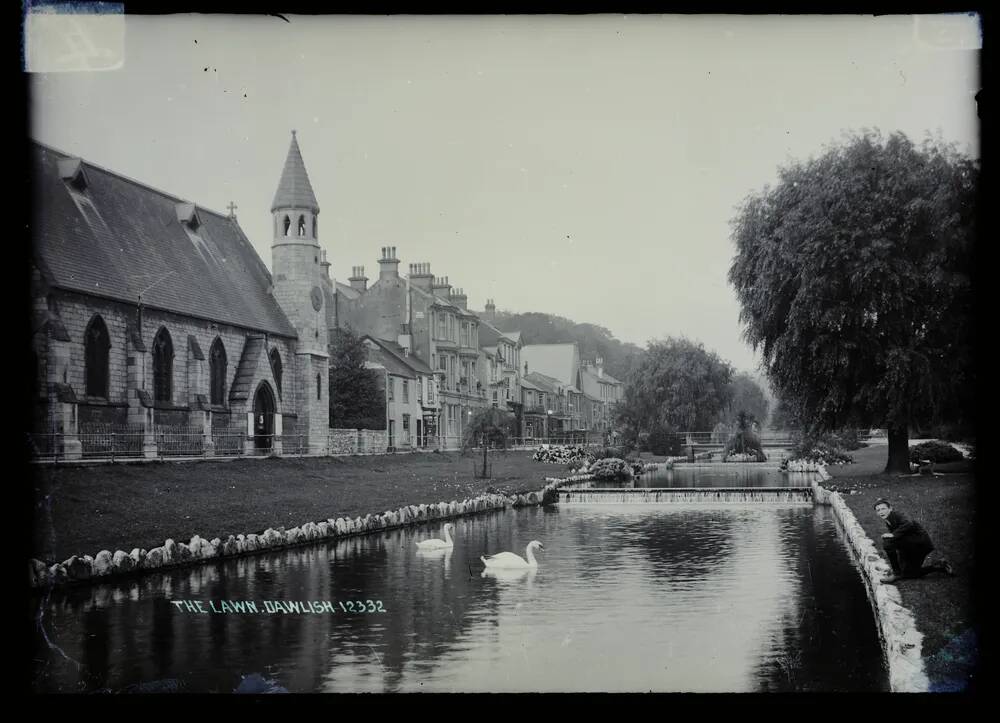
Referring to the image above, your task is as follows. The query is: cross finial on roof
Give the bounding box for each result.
[227,201,238,217]
[291,129,297,137]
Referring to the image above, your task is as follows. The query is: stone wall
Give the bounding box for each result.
[814,469,930,692]
[42,290,300,423]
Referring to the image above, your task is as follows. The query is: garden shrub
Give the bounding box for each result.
[790,438,854,465]
[723,428,766,462]
[909,440,964,464]
[589,457,634,481]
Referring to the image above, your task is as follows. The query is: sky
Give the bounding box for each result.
[28,13,981,373]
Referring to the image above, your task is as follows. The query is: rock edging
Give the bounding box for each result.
[30,474,590,592]
[816,465,930,692]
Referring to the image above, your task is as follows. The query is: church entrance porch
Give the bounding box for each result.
[251,382,276,453]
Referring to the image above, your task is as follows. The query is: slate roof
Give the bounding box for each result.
[478,318,516,347]
[524,371,563,394]
[31,141,297,338]
[362,336,435,378]
[336,281,361,300]
[270,132,320,212]
[230,335,266,402]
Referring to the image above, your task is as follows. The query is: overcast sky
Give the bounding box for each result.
[28,13,980,372]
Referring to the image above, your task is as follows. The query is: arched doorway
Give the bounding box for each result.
[253,382,276,451]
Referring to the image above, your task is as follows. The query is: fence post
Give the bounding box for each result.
[159,432,164,460]
[111,432,116,464]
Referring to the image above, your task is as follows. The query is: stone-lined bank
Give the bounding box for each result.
[29,475,591,591]
[812,466,930,693]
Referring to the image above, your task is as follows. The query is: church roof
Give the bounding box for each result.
[31,141,298,338]
[270,131,319,212]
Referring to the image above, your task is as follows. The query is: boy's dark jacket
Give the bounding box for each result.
[883,509,934,548]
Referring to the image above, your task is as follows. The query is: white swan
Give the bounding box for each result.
[481,540,544,569]
[416,523,455,550]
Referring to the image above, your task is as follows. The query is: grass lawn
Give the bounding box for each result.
[32,450,561,563]
[825,444,978,692]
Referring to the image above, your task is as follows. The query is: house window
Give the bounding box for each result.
[402,379,409,403]
[152,327,174,403]
[84,314,110,398]
[388,377,395,402]
[269,348,283,397]
[209,337,227,406]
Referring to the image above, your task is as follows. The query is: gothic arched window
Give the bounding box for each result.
[283,215,291,237]
[210,337,227,406]
[312,217,317,238]
[297,215,306,237]
[84,314,111,398]
[316,372,322,401]
[152,327,174,403]
[269,348,283,397]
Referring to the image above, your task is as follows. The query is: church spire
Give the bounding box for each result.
[270,130,319,213]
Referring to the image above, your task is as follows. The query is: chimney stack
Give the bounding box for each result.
[450,287,468,310]
[320,248,331,280]
[432,275,452,300]
[408,262,435,292]
[377,246,400,281]
[348,265,368,292]
[485,298,496,321]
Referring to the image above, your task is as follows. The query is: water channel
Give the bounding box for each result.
[31,469,888,693]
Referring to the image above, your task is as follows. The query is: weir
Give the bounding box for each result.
[557,487,815,505]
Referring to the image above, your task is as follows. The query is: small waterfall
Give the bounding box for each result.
[558,487,814,505]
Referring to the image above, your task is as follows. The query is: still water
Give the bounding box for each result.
[32,503,887,693]
[619,466,813,488]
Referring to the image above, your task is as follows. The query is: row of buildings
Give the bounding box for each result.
[29,132,622,458]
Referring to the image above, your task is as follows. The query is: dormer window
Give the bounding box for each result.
[175,202,202,233]
[58,158,89,191]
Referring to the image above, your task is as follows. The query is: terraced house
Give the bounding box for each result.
[338,253,492,447]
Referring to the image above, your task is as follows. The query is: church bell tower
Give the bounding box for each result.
[271,130,329,449]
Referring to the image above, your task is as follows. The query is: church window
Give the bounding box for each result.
[298,215,306,237]
[152,327,174,403]
[84,314,111,398]
[316,373,322,400]
[312,217,317,237]
[209,337,227,406]
[269,348,283,397]
[283,215,291,237]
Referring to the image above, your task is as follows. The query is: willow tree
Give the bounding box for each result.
[619,336,734,442]
[729,130,977,473]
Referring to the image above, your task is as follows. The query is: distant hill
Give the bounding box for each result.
[488,310,643,381]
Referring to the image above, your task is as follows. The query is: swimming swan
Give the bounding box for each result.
[481,540,544,569]
[416,523,455,550]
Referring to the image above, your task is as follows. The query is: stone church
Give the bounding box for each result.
[29,132,335,458]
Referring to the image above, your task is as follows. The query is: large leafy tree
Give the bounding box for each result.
[329,327,385,430]
[729,130,977,473]
[619,336,734,439]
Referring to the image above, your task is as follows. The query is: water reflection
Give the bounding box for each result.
[32,505,885,693]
